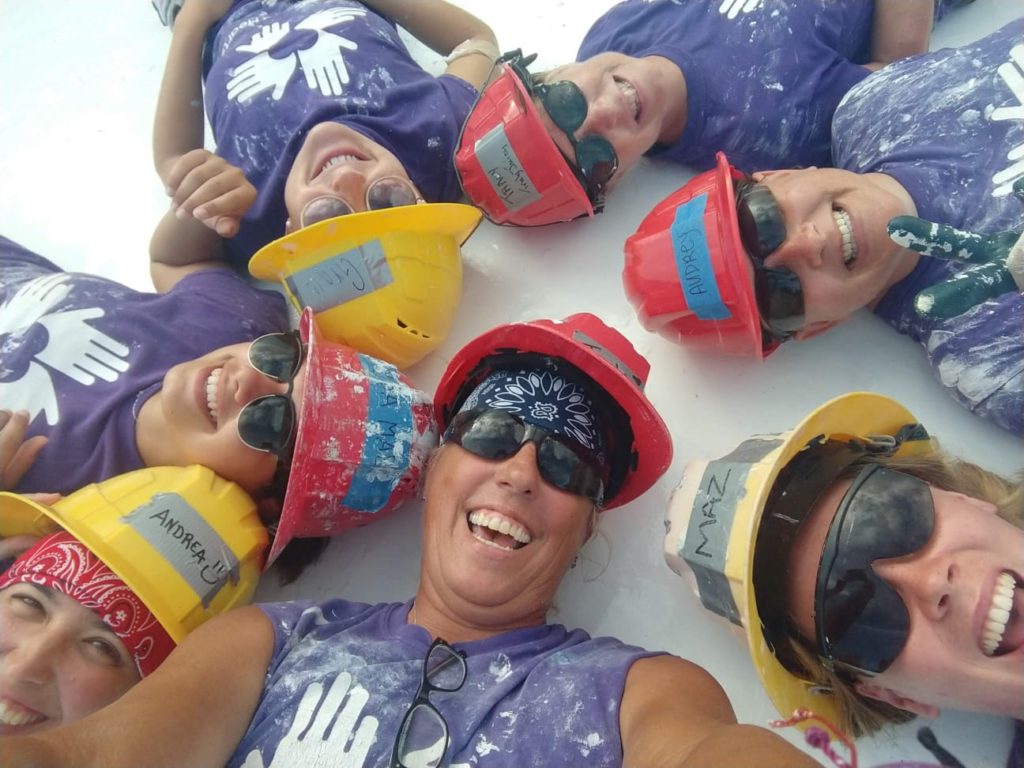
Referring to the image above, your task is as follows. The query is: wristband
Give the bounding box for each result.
[445,38,500,65]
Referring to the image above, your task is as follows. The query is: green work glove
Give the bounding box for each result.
[887,177,1024,320]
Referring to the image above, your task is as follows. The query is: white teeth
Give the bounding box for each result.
[617,79,640,120]
[981,572,1016,656]
[205,368,221,425]
[320,154,359,175]
[468,511,532,549]
[0,698,46,727]
[833,209,857,266]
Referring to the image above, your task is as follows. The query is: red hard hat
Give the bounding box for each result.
[269,309,438,564]
[623,152,778,358]
[434,313,672,509]
[455,53,595,227]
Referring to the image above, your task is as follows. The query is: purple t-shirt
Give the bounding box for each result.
[0,236,289,493]
[204,0,479,264]
[228,599,658,767]
[835,20,1024,437]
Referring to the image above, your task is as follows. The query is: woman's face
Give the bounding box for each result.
[141,341,308,492]
[284,122,421,230]
[538,53,685,187]
[0,584,140,734]
[751,168,919,337]
[419,442,594,627]
[786,478,1024,718]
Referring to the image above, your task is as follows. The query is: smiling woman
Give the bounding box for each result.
[0,314,819,768]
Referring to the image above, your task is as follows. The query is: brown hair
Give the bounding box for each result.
[784,444,1023,737]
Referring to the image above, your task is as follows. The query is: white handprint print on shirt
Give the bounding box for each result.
[239,672,379,768]
[0,276,130,425]
[225,8,366,104]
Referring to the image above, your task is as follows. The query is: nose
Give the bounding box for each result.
[765,222,826,271]
[5,631,60,685]
[579,91,624,136]
[493,441,542,496]
[874,557,958,622]
[325,166,369,211]
[232,364,291,407]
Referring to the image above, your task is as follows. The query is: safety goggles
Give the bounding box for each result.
[300,176,423,228]
[236,331,305,458]
[390,638,468,768]
[506,53,618,204]
[444,408,607,504]
[815,465,935,677]
[734,180,805,342]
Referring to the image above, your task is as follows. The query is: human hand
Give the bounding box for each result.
[888,179,1024,320]
[0,410,47,491]
[238,672,379,768]
[227,48,298,103]
[0,365,59,426]
[35,308,131,385]
[0,534,42,562]
[296,30,358,96]
[166,149,256,237]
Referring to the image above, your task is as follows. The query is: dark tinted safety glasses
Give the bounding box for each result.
[444,408,606,503]
[734,180,805,341]
[236,331,304,458]
[506,53,618,204]
[300,176,422,228]
[390,638,468,768]
[816,465,935,676]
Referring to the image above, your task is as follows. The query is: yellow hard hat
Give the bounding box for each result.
[249,203,482,369]
[0,465,268,643]
[663,393,933,725]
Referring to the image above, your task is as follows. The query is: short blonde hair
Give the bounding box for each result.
[784,443,1022,737]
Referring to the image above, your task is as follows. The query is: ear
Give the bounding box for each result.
[284,218,296,234]
[792,319,840,341]
[854,681,941,719]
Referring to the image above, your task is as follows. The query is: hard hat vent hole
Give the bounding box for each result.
[395,318,430,339]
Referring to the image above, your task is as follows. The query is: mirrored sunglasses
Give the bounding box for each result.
[816,465,935,676]
[390,638,468,768]
[236,331,304,458]
[505,52,618,204]
[444,408,606,503]
[734,180,805,341]
[300,175,422,228]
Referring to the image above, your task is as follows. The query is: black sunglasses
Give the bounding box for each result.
[505,52,618,205]
[300,176,422,228]
[390,638,468,768]
[235,331,304,458]
[734,180,805,342]
[444,408,606,504]
[816,465,935,677]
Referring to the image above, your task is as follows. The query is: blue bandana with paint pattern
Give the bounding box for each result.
[456,365,606,463]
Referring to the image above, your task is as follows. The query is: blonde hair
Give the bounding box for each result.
[785,444,1023,737]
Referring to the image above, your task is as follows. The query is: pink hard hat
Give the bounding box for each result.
[455,51,597,227]
[434,313,672,509]
[269,309,438,564]
[623,152,778,358]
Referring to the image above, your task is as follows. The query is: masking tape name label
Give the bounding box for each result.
[670,193,732,321]
[286,239,393,313]
[474,124,542,211]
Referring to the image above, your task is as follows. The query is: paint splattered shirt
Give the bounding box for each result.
[228,599,657,768]
[0,236,288,492]
[204,0,478,264]
[836,20,1024,436]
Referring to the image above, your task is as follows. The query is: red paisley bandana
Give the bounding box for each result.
[0,531,175,676]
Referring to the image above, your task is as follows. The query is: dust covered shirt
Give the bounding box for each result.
[836,20,1024,436]
[229,599,657,767]
[0,236,288,492]
[204,0,478,263]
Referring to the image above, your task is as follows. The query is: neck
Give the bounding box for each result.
[409,579,549,644]
[647,55,687,145]
[871,172,922,298]
[134,391,172,467]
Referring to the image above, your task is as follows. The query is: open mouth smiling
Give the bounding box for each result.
[981,570,1024,657]
[0,697,47,728]
[467,510,532,551]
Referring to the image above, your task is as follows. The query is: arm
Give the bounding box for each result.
[866,0,934,71]
[360,0,498,89]
[3,605,274,768]
[150,0,241,292]
[0,409,47,492]
[619,656,820,768]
